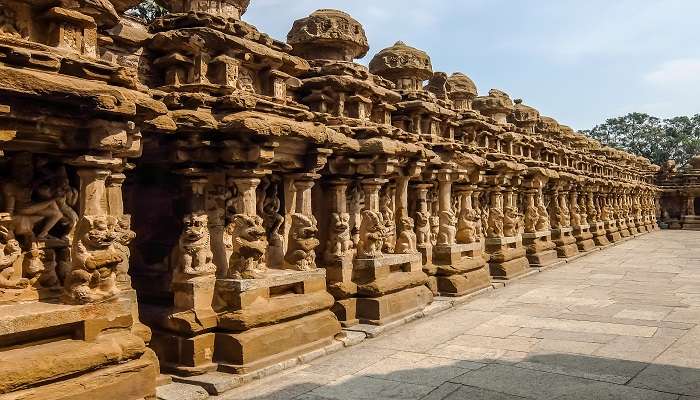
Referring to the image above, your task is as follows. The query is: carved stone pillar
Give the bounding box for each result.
[76,168,110,216]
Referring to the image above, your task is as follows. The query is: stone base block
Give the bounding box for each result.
[620,228,631,238]
[435,265,491,297]
[576,239,596,252]
[555,243,579,258]
[489,256,530,280]
[151,331,216,376]
[356,285,433,325]
[607,231,623,243]
[0,351,158,400]
[214,310,340,375]
[331,298,359,327]
[526,249,559,267]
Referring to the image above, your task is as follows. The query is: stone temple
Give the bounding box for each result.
[0,1,684,399]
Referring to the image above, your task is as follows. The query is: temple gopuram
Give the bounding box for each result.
[0,1,663,399]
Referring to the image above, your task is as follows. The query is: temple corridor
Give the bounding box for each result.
[199,230,700,400]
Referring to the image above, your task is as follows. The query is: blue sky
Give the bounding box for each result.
[245,0,700,130]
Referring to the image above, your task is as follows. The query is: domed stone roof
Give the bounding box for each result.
[689,153,700,170]
[166,0,250,19]
[510,99,540,124]
[472,89,514,116]
[368,41,433,82]
[447,72,478,98]
[537,116,559,133]
[288,9,369,61]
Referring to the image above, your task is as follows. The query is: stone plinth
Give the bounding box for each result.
[619,219,632,238]
[552,227,579,258]
[522,231,559,267]
[485,236,530,280]
[682,216,700,231]
[592,222,610,246]
[572,224,596,252]
[627,217,639,235]
[605,220,623,243]
[431,241,491,297]
[352,253,433,325]
[0,299,157,399]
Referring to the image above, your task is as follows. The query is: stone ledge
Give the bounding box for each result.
[216,269,327,292]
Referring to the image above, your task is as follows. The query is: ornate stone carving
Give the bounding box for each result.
[395,209,417,254]
[173,213,216,281]
[524,200,539,233]
[415,210,431,247]
[284,213,320,271]
[357,210,384,258]
[487,207,504,238]
[64,216,122,304]
[0,7,22,39]
[503,206,521,237]
[114,215,136,283]
[226,214,267,279]
[457,208,479,244]
[436,209,457,246]
[536,199,550,231]
[325,212,352,260]
[0,226,26,289]
[380,188,395,253]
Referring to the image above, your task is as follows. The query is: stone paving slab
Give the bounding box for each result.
[204,231,700,399]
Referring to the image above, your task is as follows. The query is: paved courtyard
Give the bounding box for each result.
[220,230,700,400]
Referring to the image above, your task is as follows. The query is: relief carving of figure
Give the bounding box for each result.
[601,205,612,222]
[524,201,539,233]
[570,203,582,227]
[415,210,431,247]
[325,212,353,261]
[503,206,521,237]
[380,189,395,253]
[536,201,550,231]
[173,213,216,281]
[284,213,320,271]
[64,216,123,304]
[437,210,457,246]
[395,209,417,254]
[114,215,136,283]
[487,207,504,238]
[456,208,478,244]
[560,200,571,227]
[357,210,385,258]
[261,183,284,245]
[0,225,27,289]
[227,214,268,279]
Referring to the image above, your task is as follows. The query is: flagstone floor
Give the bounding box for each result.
[217,230,700,400]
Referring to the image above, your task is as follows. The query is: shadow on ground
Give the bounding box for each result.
[215,351,700,400]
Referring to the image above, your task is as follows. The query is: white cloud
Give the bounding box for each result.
[644,58,700,87]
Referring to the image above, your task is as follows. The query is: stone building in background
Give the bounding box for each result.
[0,0,661,398]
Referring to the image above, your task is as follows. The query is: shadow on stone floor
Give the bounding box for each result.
[214,352,700,400]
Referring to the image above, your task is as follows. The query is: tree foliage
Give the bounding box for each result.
[583,112,700,167]
[125,0,168,23]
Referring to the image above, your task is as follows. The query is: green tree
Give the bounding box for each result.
[583,113,700,166]
[125,0,168,23]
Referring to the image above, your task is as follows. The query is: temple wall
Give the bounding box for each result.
[0,1,662,398]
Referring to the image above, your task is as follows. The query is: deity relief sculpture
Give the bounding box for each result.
[325,212,353,261]
[503,206,521,237]
[456,208,479,244]
[357,210,385,258]
[227,214,268,279]
[114,215,136,283]
[380,189,395,253]
[284,213,320,271]
[64,216,123,304]
[395,209,417,254]
[0,226,26,289]
[172,214,216,281]
[487,206,504,238]
[437,210,457,246]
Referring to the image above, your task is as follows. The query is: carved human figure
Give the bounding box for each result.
[0,226,27,289]
[380,189,395,253]
[261,183,284,245]
[456,208,479,244]
[395,209,417,254]
[227,214,268,279]
[570,202,582,226]
[284,213,320,271]
[536,200,550,231]
[503,206,521,237]
[325,212,353,260]
[357,210,385,258]
[1,154,64,240]
[64,215,123,304]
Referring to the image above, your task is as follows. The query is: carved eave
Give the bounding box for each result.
[299,75,402,104]
[149,27,310,76]
[396,99,456,118]
[358,137,427,158]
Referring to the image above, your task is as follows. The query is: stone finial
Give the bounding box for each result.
[689,154,700,170]
[287,9,369,62]
[166,0,250,19]
[369,41,433,90]
[447,72,478,99]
